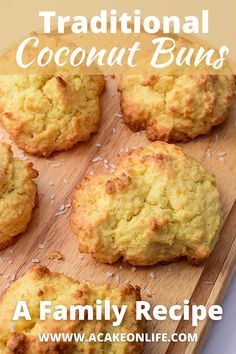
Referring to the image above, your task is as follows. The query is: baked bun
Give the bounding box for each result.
[0,142,38,249]
[118,39,235,142]
[71,142,222,266]
[0,266,143,354]
[0,75,105,157]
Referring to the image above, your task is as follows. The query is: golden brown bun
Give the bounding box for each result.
[118,39,235,142]
[71,142,222,266]
[0,266,143,354]
[0,75,105,157]
[0,142,38,249]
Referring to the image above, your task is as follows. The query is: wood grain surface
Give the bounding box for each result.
[0,77,235,354]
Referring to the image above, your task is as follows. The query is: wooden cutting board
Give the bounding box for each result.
[0,77,235,354]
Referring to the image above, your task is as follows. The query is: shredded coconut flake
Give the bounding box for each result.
[149,272,156,279]
[106,272,114,278]
[59,204,65,211]
[38,244,45,249]
[206,149,212,158]
[10,274,16,281]
[146,288,152,297]
[115,113,123,118]
[92,156,103,163]
[53,163,62,168]
[218,152,226,157]
[55,210,66,217]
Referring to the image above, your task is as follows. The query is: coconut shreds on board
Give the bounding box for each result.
[10,274,16,281]
[55,210,67,217]
[206,149,212,158]
[53,163,62,168]
[92,156,103,163]
[106,272,114,278]
[218,152,227,157]
[59,204,65,211]
[149,272,156,279]
[63,178,68,184]
[117,148,124,155]
[47,251,64,261]
[32,258,40,263]
[146,288,155,298]
[131,267,137,273]
[38,244,45,249]
[115,113,123,118]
